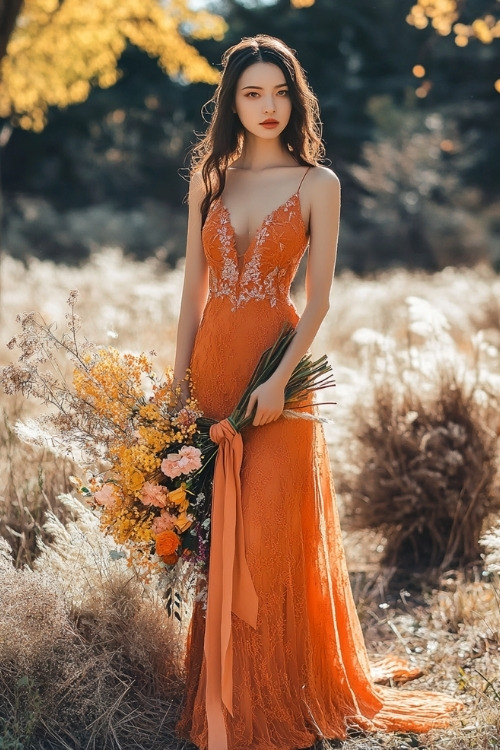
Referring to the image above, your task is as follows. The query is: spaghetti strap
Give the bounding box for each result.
[297,166,311,193]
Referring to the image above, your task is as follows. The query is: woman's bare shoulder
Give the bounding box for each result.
[303,166,340,212]
[307,165,340,190]
[188,170,206,204]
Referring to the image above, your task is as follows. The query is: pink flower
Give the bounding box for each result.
[140,482,169,508]
[161,445,202,478]
[151,511,176,535]
[94,484,118,508]
[160,456,183,478]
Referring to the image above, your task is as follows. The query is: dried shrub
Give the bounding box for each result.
[342,374,500,574]
[0,504,188,749]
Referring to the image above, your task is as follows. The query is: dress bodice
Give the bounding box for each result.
[202,191,309,312]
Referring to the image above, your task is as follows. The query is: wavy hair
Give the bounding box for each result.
[190,35,324,225]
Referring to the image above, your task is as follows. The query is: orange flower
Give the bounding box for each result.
[161,553,179,565]
[155,529,180,557]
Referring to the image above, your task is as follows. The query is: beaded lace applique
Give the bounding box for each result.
[204,193,308,312]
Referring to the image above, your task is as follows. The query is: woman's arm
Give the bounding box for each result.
[173,173,209,393]
[245,167,340,425]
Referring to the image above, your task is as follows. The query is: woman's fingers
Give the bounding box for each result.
[253,409,281,426]
[246,381,284,425]
[245,391,258,419]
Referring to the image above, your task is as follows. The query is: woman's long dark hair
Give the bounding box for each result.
[190,35,324,225]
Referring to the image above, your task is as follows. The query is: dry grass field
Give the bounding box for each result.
[0,249,499,749]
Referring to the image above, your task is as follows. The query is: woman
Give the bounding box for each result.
[174,34,460,750]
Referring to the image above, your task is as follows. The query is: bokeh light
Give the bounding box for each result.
[416,80,432,98]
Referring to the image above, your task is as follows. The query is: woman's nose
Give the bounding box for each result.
[263,97,276,114]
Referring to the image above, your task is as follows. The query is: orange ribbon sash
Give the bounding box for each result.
[204,418,259,750]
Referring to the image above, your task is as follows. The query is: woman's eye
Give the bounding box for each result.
[277,90,289,96]
[245,92,259,98]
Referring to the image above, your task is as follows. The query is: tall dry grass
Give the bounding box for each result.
[0,499,187,749]
[0,399,76,566]
[1,250,500,747]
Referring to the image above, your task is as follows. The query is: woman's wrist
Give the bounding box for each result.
[269,368,290,390]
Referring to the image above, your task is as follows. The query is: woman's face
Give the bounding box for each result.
[233,62,292,140]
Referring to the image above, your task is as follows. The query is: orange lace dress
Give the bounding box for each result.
[176,172,461,750]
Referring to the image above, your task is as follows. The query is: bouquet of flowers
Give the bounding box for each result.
[1,291,335,580]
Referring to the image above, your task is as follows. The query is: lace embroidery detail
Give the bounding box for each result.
[210,214,239,300]
[263,266,288,304]
[206,195,306,312]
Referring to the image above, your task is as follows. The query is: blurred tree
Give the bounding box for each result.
[0,0,225,132]
[1,44,213,210]
[407,0,500,47]
[204,0,500,269]
[1,0,499,270]
[348,101,489,270]
[401,0,500,199]
[0,0,24,318]
[0,0,23,62]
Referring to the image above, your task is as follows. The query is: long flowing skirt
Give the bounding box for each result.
[177,296,460,750]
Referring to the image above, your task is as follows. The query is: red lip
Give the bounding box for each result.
[260,119,279,125]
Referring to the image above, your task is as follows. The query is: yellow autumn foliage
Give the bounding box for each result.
[0,0,226,132]
[406,0,500,46]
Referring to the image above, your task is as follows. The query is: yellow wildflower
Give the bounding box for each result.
[174,512,194,533]
[168,485,188,509]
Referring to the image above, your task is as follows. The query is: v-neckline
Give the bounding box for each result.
[218,191,305,261]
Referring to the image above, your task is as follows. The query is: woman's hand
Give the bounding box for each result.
[173,377,191,409]
[244,376,285,427]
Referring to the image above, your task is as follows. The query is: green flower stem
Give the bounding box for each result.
[197,325,334,439]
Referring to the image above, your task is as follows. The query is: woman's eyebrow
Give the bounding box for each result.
[240,83,288,90]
